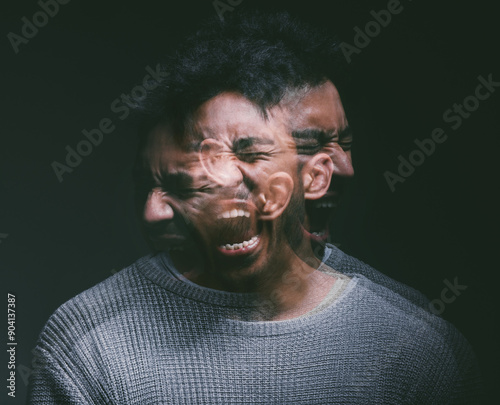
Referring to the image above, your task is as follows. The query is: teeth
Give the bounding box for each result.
[219,235,259,251]
[217,210,251,219]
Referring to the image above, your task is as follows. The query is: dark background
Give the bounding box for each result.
[1,0,498,403]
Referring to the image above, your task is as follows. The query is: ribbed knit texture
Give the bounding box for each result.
[27,245,484,404]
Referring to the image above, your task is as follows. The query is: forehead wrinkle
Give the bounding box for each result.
[192,122,287,149]
[190,93,297,154]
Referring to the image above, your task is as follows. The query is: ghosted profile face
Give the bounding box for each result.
[135,92,307,283]
[133,122,215,254]
[286,81,354,242]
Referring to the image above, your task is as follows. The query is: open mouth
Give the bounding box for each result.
[304,192,338,242]
[207,200,262,257]
[305,229,329,242]
[217,235,261,255]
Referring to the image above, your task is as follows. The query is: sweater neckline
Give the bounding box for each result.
[135,246,357,336]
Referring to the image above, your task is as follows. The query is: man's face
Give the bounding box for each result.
[136,93,304,283]
[190,92,303,281]
[286,81,354,242]
[134,122,215,253]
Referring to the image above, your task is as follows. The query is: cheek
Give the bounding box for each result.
[185,195,219,226]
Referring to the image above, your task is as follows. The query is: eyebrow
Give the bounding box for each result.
[157,171,194,190]
[291,128,335,141]
[232,136,275,152]
[290,126,352,155]
[292,126,352,141]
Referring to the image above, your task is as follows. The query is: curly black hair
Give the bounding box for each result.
[135,10,347,136]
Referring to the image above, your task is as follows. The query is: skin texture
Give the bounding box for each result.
[136,92,337,320]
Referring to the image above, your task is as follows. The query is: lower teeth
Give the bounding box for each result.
[220,236,258,251]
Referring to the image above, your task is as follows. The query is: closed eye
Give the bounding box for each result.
[294,143,322,155]
[236,152,270,163]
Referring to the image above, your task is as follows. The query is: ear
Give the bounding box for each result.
[302,153,333,200]
[257,172,294,221]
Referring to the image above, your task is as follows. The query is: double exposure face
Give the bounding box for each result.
[287,81,354,243]
[136,93,306,285]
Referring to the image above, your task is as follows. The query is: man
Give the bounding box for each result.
[137,93,337,318]
[136,12,430,309]
[28,11,483,404]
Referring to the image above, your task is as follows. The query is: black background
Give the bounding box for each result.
[1,0,499,403]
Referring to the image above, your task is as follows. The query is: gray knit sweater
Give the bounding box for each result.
[27,245,483,404]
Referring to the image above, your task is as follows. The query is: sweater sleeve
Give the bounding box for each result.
[27,347,97,404]
[26,302,116,405]
[448,337,485,404]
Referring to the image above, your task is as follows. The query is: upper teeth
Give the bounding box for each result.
[220,235,259,251]
[217,209,251,219]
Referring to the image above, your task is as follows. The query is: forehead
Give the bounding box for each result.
[191,92,293,147]
[288,81,348,131]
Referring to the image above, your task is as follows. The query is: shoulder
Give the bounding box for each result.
[28,255,170,403]
[324,244,472,355]
[324,247,484,402]
[324,243,431,311]
[28,257,151,403]
[36,255,165,348]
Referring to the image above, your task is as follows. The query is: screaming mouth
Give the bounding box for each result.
[219,235,260,251]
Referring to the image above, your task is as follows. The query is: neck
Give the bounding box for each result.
[249,240,336,321]
[172,239,337,321]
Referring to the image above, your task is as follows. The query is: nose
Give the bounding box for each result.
[330,146,354,177]
[143,189,175,224]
